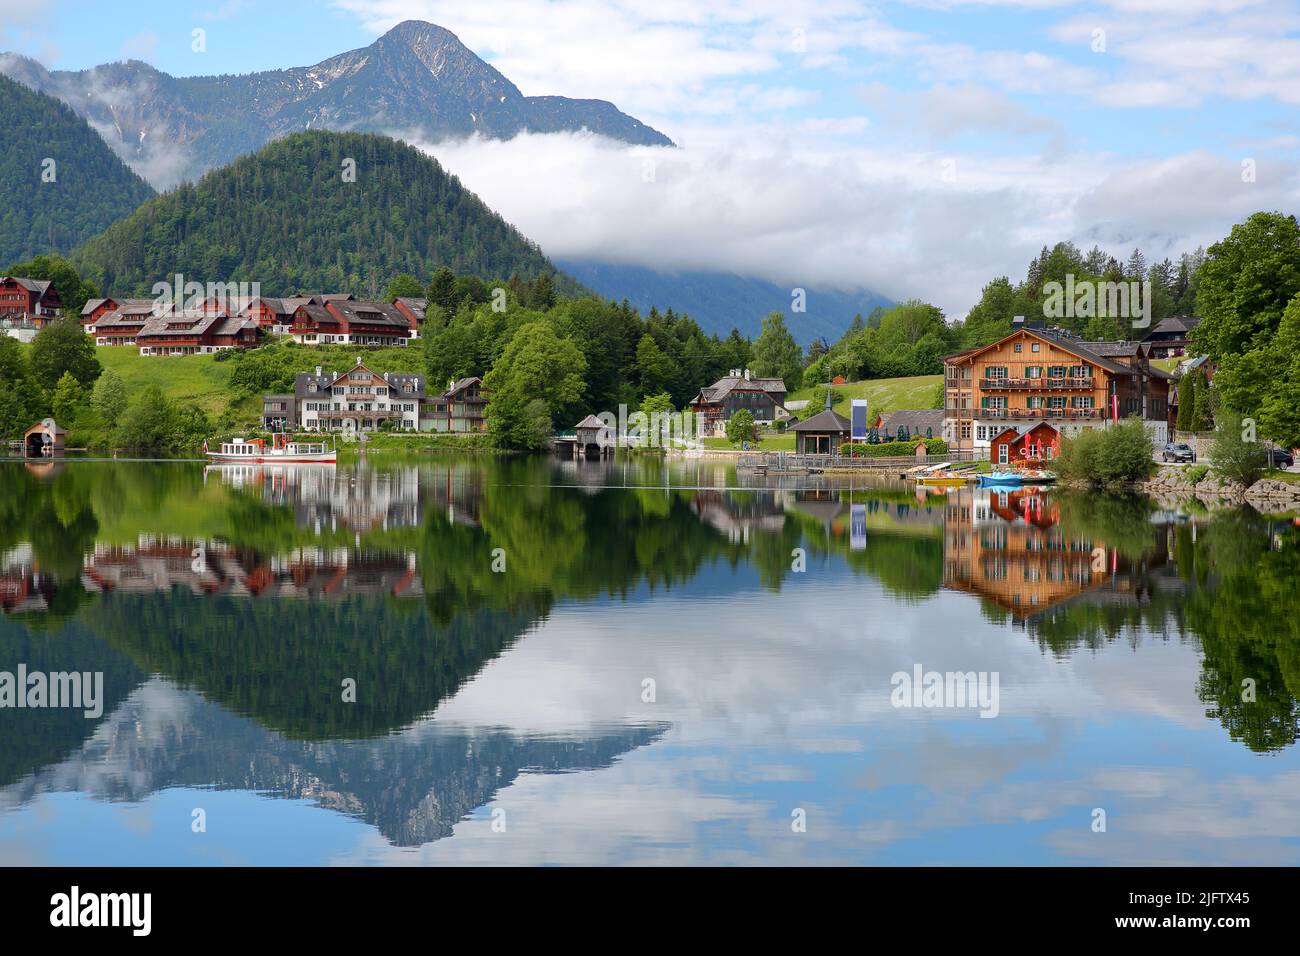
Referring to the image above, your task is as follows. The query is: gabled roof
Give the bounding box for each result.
[327,299,409,329]
[81,297,115,315]
[291,291,354,303]
[212,315,257,336]
[988,421,1061,441]
[879,409,944,434]
[248,296,301,315]
[312,361,424,396]
[1144,315,1200,338]
[138,310,228,338]
[294,303,338,326]
[575,414,607,429]
[204,293,258,313]
[440,376,483,398]
[789,409,851,432]
[96,299,174,329]
[944,327,1133,376]
[1078,340,1141,357]
[696,373,787,403]
[326,359,378,387]
[2,276,52,296]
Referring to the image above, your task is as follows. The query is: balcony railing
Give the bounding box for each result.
[980,408,1103,420]
[980,377,1094,390]
[315,409,403,419]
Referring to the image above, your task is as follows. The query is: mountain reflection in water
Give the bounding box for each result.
[0,455,1297,864]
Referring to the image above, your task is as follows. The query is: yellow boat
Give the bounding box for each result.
[916,475,971,487]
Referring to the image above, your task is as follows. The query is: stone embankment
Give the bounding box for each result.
[1141,465,1300,512]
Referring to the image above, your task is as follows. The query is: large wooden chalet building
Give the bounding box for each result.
[82,296,259,354]
[290,298,413,347]
[80,290,420,353]
[0,276,61,327]
[262,360,489,433]
[687,369,789,437]
[943,318,1172,463]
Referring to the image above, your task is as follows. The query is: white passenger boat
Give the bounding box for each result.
[204,433,336,464]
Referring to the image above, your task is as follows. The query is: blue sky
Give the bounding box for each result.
[2,0,1298,314]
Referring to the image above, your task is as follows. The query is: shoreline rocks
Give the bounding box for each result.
[1139,465,1300,513]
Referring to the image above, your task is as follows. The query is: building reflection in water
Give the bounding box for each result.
[81,538,424,601]
[942,485,1163,619]
[0,544,57,614]
[205,462,425,532]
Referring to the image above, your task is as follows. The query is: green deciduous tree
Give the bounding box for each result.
[1054,418,1155,486]
[51,371,86,428]
[1216,291,1300,450]
[116,385,174,451]
[30,315,100,390]
[640,392,674,417]
[725,408,757,446]
[1211,412,1269,487]
[484,320,587,450]
[1194,211,1300,358]
[91,369,128,428]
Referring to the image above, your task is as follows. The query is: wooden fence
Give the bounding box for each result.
[738,449,987,472]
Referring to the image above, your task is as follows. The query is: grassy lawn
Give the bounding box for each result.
[786,375,944,418]
[97,348,251,420]
[1152,356,1185,373]
[94,342,425,426]
[703,434,795,452]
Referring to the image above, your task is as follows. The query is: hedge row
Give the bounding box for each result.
[837,438,948,457]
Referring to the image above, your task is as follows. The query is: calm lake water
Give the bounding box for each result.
[1,454,1298,865]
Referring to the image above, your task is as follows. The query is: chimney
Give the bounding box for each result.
[744,368,751,381]
[448,378,455,391]
[315,366,322,377]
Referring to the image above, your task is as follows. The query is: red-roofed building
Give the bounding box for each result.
[0,276,61,327]
[290,299,413,346]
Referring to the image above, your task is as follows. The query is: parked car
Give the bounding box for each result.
[1268,447,1295,468]
[1162,442,1196,463]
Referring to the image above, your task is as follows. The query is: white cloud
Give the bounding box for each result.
[1052,0,1300,107]
[860,82,1066,150]
[410,128,1299,317]
[327,0,1300,314]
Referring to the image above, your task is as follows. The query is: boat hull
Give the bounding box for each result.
[976,471,1055,486]
[206,454,336,464]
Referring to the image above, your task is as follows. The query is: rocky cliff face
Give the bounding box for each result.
[0,20,672,189]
